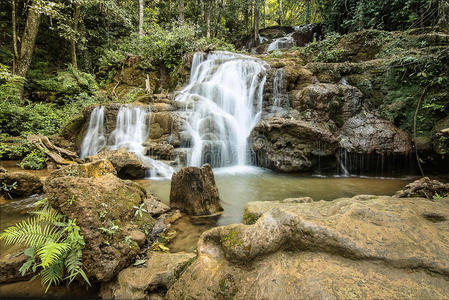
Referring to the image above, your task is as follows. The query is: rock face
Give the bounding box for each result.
[395,177,449,199]
[167,196,449,299]
[170,164,223,216]
[86,149,147,179]
[46,159,116,182]
[44,162,153,282]
[340,113,413,154]
[0,252,31,283]
[100,252,196,299]
[291,24,322,46]
[0,172,43,197]
[251,117,338,172]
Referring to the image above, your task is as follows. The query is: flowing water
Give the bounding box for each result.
[266,34,295,52]
[79,106,173,178]
[271,68,288,112]
[175,51,267,169]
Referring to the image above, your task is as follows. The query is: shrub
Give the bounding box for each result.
[19,149,47,170]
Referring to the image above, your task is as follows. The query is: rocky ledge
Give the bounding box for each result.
[167,195,449,299]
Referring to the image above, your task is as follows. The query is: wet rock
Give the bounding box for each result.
[167,196,449,299]
[145,195,170,216]
[100,252,196,300]
[46,159,116,182]
[86,149,147,179]
[44,172,153,282]
[0,252,30,283]
[291,83,363,125]
[291,23,322,46]
[395,177,449,199]
[340,113,413,154]
[170,164,223,216]
[251,117,338,172]
[145,142,176,160]
[0,172,43,197]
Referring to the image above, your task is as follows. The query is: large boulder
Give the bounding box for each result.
[291,83,363,125]
[86,148,147,179]
[251,117,338,172]
[0,172,43,198]
[395,177,449,199]
[46,159,116,182]
[339,113,412,154]
[167,196,449,299]
[100,252,196,299]
[170,164,223,216]
[44,164,154,282]
[291,23,322,47]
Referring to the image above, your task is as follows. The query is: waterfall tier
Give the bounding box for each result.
[176,51,267,169]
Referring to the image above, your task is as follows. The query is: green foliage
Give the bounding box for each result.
[302,32,345,62]
[0,64,24,104]
[1,181,17,199]
[0,199,90,292]
[0,136,33,160]
[19,149,47,170]
[133,203,148,218]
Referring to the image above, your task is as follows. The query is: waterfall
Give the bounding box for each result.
[80,105,173,179]
[271,68,287,112]
[266,34,295,52]
[176,51,267,170]
[80,106,106,159]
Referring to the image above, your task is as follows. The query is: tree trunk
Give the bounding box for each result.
[206,0,211,38]
[11,0,18,73]
[71,4,81,69]
[305,0,311,23]
[179,0,184,24]
[244,0,249,34]
[278,0,283,26]
[139,0,144,37]
[253,0,260,46]
[14,0,41,84]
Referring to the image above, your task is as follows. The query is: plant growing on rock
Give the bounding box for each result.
[0,198,90,292]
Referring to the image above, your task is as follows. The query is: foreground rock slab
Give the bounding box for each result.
[0,172,43,197]
[45,162,153,282]
[100,251,196,299]
[167,196,449,299]
[170,164,223,216]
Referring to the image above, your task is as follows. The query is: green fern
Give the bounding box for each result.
[0,199,90,292]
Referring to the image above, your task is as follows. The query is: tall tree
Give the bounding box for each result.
[179,0,184,23]
[139,0,144,37]
[14,0,41,88]
[278,0,283,26]
[71,3,81,68]
[253,0,260,45]
[11,0,19,74]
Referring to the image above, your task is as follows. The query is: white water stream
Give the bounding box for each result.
[176,51,267,170]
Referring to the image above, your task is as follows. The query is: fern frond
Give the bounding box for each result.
[31,207,65,225]
[36,241,70,268]
[64,249,90,286]
[40,261,64,293]
[0,218,63,247]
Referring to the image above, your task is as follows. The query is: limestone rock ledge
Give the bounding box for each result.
[167,196,449,299]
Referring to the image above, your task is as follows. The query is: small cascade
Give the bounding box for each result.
[80,106,106,159]
[80,105,174,179]
[176,51,267,170]
[266,34,295,52]
[271,68,288,112]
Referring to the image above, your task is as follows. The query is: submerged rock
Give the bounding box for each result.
[86,148,147,179]
[44,168,153,282]
[340,113,412,154]
[395,177,449,199]
[167,196,449,299]
[170,164,223,216]
[251,117,338,172]
[0,172,43,198]
[100,252,195,299]
[0,252,31,283]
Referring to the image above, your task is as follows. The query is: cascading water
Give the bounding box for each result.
[266,34,295,52]
[80,105,173,178]
[271,68,288,112]
[80,106,106,159]
[176,51,267,170]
